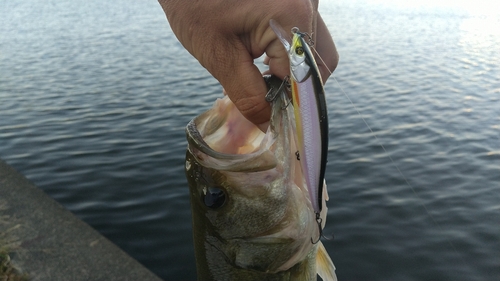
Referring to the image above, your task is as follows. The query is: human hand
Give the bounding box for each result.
[159,0,338,128]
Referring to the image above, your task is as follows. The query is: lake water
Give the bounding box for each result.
[1,0,499,280]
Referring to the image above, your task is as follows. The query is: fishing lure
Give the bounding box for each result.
[270,20,329,227]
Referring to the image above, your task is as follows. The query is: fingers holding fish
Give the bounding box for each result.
[213,40,273,128]
[159,0,322,127]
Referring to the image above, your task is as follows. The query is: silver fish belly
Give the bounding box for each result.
[184,76,336,281]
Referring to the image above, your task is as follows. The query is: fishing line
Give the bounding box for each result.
[311,46,467,266]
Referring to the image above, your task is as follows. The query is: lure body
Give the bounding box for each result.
[270,21,329,215]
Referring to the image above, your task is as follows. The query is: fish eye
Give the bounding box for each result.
[203,186,226,209]
[295,47,304,55]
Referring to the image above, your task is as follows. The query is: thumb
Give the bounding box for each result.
[203,36,271,127]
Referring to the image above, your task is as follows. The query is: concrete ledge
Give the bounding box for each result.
[0,159,163,281]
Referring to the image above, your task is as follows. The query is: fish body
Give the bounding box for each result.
[185,76,336,280]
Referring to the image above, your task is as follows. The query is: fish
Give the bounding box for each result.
[185,75,336,281]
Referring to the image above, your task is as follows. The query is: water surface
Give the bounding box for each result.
[1,0,499,280]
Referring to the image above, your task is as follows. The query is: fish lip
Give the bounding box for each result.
[186,119,240,161]
[186,118,278,173]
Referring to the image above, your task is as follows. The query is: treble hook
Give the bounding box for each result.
[311,212,323,244]
[265,76,292,111]
[265,75,288,102]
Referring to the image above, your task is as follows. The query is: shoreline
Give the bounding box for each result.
[0,159,163,281]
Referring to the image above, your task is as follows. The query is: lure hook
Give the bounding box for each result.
[265,75,290,103]
[264,76,293,110]
[311,212,323,244]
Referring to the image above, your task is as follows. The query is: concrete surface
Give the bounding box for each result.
[0,159,163,281]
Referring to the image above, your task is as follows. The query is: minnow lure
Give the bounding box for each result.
[270,20,329,220]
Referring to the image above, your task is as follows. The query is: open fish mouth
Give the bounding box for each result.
[186,94,277,172]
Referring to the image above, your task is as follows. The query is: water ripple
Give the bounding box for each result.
[1,0,499,280]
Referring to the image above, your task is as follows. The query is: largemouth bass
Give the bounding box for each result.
[185,76,336,281]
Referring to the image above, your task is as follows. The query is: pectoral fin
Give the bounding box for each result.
[316,242,337,281]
